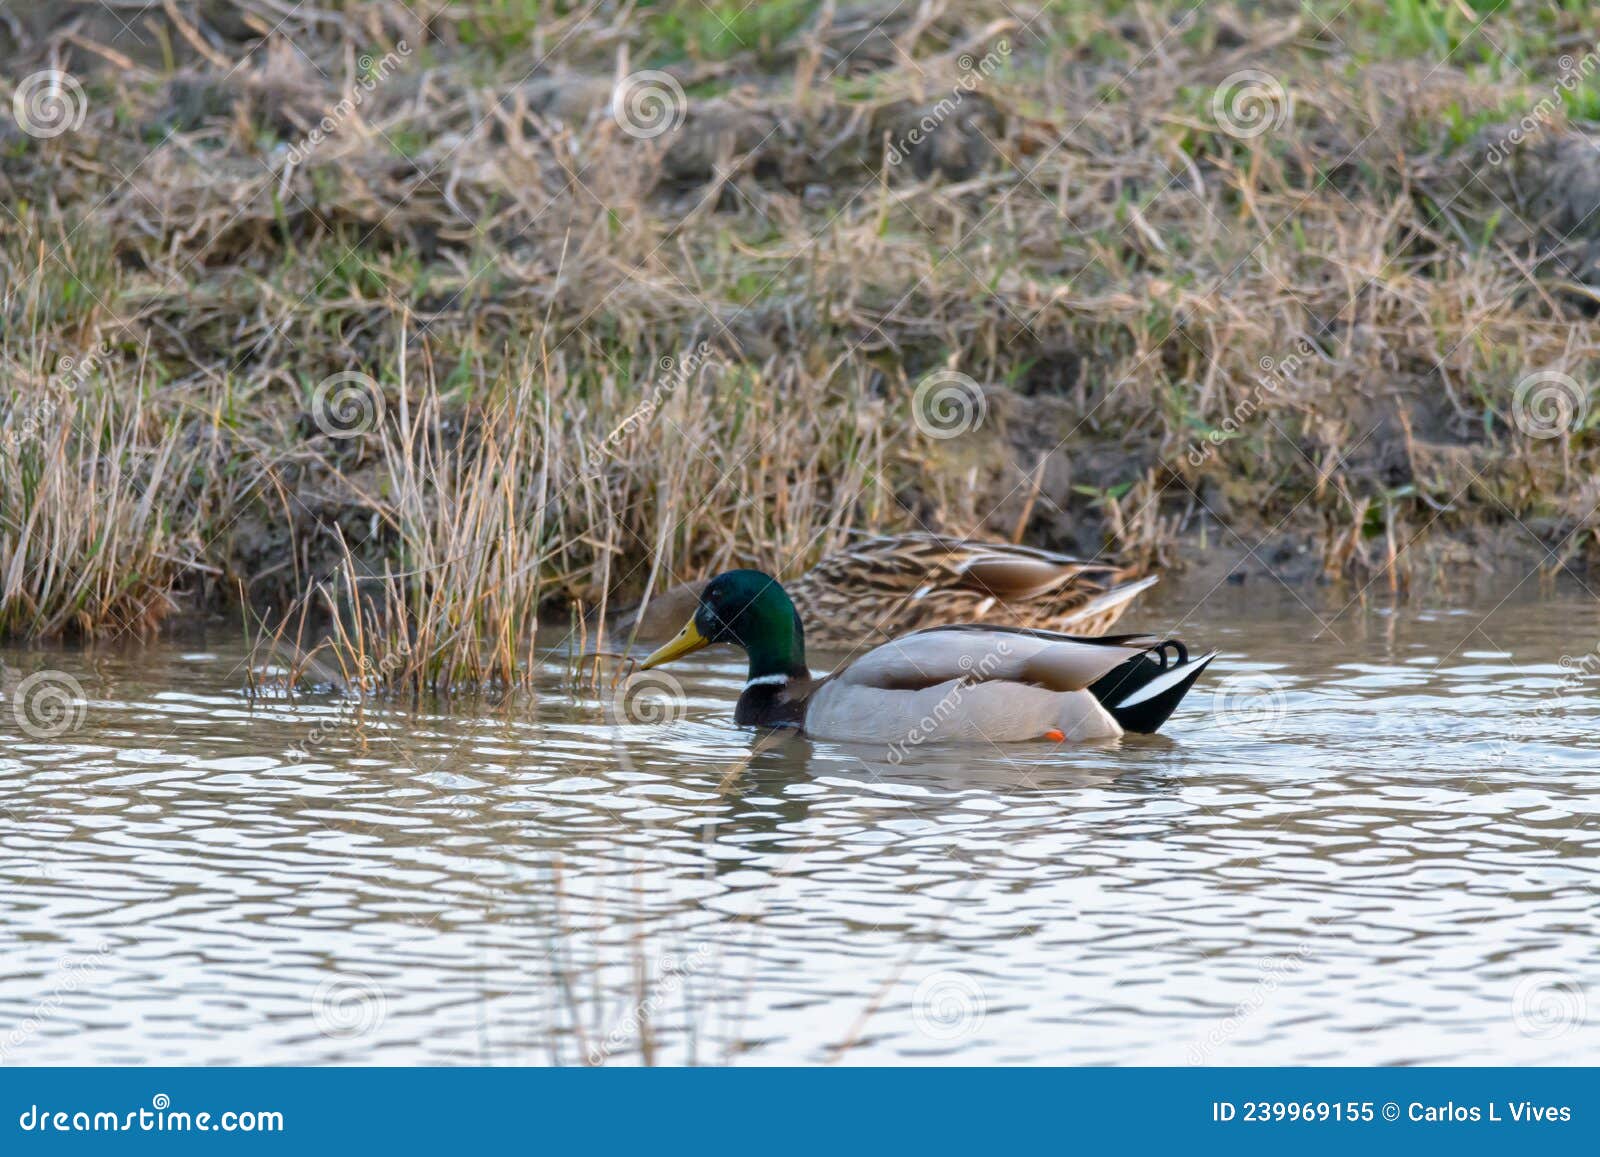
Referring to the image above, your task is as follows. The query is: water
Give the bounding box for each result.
[2,580,1597,1066]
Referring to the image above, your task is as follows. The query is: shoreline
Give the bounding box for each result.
[4,1,1598,666]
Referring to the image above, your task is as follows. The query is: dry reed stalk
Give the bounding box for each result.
[3,0,1598,658]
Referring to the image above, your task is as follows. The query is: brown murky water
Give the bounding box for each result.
[2,579,1597,1065]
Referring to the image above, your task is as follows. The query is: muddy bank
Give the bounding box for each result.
[3,1,1598,654]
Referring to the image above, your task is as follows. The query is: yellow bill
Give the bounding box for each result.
[640,617,710,669]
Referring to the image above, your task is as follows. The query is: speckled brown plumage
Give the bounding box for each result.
[783,534,1155,649]
[617,534,1156,649]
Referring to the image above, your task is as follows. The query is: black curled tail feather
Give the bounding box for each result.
[1088,641,1216,734]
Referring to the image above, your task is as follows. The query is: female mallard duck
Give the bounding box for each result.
[619,533,1156,649]
[639,569,1215,744]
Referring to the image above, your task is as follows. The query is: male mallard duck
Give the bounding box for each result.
[619,533,1156,649]
[639,569,1215,744]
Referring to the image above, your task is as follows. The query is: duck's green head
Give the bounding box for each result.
[639,569,807,679]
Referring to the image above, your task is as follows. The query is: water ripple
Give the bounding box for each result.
[1,587,1598,1064]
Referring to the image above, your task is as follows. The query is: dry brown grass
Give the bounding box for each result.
[0,346,213,637]
[3,0,1599,675]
